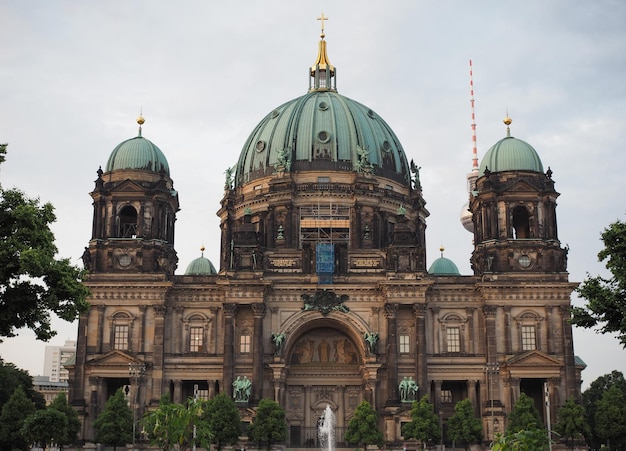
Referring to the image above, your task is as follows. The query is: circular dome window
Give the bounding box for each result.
[367,109,376,118]
[382,141,391,152]
[255,140,266,152]
[518,255,532,268]
[271,109,280,119]
[317,131,330,143]
[319,102,329,111]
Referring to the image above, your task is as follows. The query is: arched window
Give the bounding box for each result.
[118,205,138,238]
[512,206,530,239]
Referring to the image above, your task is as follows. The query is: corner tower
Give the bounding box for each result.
[469,116,566,274]
[84,116,179,274]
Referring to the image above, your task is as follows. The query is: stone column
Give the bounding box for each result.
[467,380,478,413]
[223,304,237,397]
[413,303,428,396]
[560,305,578,398]
[503,306,512,354]
[251,302,266,402]
[151,304,166,403]
[173,380,183,404]
[384,303,399,405]
[97,305,105,354]
[139,305,147,353]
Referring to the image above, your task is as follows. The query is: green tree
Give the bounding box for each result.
[582,370,626,448]
[0,144,90,342]
[0,358,45,410]
[344,400,384,451]
[553,398,590,449]
[402,395,441,448]
[143,396,211,451]
[491,428,551,451]
[572,219,626,347]
[93,388,133,450]
[594,385,626,449]
[447,399,483,450]
[506,394,543,434]
[0,385,36,451]
[202,393,241,451]
[248,398,287,451]
[49,392,82,446]
[22,408,68,450]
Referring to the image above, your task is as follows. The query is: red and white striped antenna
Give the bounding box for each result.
[469,59,479,173]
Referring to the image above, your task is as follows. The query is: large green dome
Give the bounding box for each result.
[479,118,543,176]
[233,35,410,188]
[106,118,170,175]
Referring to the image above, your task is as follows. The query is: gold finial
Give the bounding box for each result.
[137,115,145,125]
[503,112,512,137]
[317,13,328,38]
[200,244,205,257]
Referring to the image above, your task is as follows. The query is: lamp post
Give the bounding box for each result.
[484,362,499,441]
[128,363,146,448]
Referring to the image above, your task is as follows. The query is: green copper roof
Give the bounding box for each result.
[479,119,544,175]
[234,90,411,187]
[428,256,461,275]
[184,255,217,275]
[105,121,170,174]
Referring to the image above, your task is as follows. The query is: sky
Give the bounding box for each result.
[0,1,625,390]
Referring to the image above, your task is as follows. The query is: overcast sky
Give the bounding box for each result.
[1,1,625,390]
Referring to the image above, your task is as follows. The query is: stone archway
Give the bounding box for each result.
[282,319,369,448]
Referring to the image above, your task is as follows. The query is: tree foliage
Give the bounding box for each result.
[491,429,551,451]
[93,388,133,450]
[344,400,383,451]
[572,219,626,347]
[49,392,82,445]
[582,370,626,449]
[22,408,68,450]
[0,144,90,342]
[506,394,544,435]
[447,399,483,449]
[0,385,36,451]
[143,395,212,451]
[201,393,241,451]
[401,396,441,447]
[247,398,287,451]
[0,357,45,410]
[553,398,589,449]
[594,385,626,449]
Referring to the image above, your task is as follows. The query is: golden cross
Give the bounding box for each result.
[317,13,328,35]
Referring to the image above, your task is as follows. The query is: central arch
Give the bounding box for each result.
[282,316,370,448]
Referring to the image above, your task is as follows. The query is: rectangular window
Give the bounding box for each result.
[190,327,204,352]
[399,334,410,354]
[521,325,536,351]
[114,325,129,350]
[441,389,453,404]
[240,334,251,354]
[446,327,460,353]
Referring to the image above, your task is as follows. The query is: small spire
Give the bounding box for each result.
[309,13,336,92]
[503,112,512,137]
[439,245,445,258]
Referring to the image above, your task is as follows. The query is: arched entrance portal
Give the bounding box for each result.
[283,325,369,448]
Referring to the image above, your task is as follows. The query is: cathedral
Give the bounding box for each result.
[68,21,584,448]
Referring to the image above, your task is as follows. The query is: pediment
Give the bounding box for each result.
[113,179,146,193]
[506,179,540,192]
[507,350,562,378]
[86,349,142,368]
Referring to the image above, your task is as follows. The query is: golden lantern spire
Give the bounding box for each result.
[309,13,336,92]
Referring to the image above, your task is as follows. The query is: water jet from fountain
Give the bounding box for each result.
[318,405,335,451]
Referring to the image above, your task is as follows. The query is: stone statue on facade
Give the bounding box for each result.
[399,376,419,402]
[233,375,252,402]
[271,332,285,356]
[363,331,379,354]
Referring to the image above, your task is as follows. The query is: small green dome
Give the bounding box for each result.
[479,118,543,175]
[105,117,170,174]
[184,255,217,275]
[428,257,461,275]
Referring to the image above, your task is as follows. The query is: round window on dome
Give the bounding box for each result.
[317,131,330,143]
[367,109,376,118]
[318,102,328,111]
[382,141,391,152]
[271,109,280,118]
[518,255,532,268]
[255,140,266,152]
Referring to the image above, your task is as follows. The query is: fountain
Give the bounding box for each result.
[318,405,335,451]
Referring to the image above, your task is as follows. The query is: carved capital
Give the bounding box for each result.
[384,303,399,318]
[251,303,267,318]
